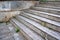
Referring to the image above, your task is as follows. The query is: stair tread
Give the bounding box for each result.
[18,16,60,40]
[36,4,60,9]
[11,18,44,40]
[26,9,60,18]
[22,12,60,27]
[33,7,60,11]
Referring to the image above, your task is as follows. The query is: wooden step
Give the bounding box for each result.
[20,12,60,32]
[23,9,60,22]
[11,18,44,40]
[31,7,60,15]
[16,15,60,40]
[35,4,60,9]
[32,7,60,11]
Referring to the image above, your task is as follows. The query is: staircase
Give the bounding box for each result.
[10,4,60,40]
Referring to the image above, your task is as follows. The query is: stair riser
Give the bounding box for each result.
[16,16,57,40]
[24,10,60,22]
[10,20,33,40]
[20,13,60,32]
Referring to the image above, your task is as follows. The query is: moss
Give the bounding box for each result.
[0,22,4,23]
[15,27,20,33]
[13,16,16,18]
[5,20,10,25]
[39,0,47,3]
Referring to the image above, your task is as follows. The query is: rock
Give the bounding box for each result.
[0,11,21,22]
[0,1,35,11]
[0,1,36,22]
